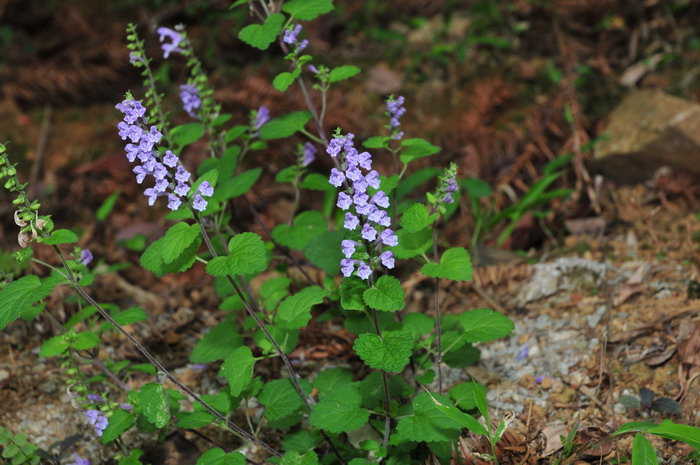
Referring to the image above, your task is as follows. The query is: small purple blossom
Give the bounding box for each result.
[133,165,148,184]
[80,249,93,266]
[337,192,352,210]
[357,262,372,280]
[144,188,159,206]
[175,183,189,197]
[85,409,108,437]
[516,346,529,361]
[87,393,103,403]
[341,259,355,277]
[167,194,182,211]
[329,168,345,187]
[380,229,398,247]
[365,170,381,189]
[302,142,316,167]
[198,181,214,197]
[535,375,545,384]
[157,27,184,59]
[379,251,395,269]
[254,106,270,130]
[441,193,454,204]
[163,150,178,168]
[68,453,90,465]
[179,84,201,118]
[175,166,191,183]
[121,403,134,412]
[371,191,390,208]
[298,39,309,52]
[309,64,319,74]
[344,212,359,230]
[341,240,358,258]
[154,178,169,193]
[326,138,344,158]
[284,24,303,45]
[361,223,377,241]
[192,194,208,212]
[387,95,406,140]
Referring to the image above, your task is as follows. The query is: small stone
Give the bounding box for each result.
[0,369,9,382]
[540,377,553,389]
[520,373,536,390]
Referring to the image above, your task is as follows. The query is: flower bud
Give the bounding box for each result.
[14,210,27,227]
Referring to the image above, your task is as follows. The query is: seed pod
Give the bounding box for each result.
[18,231,30,248]
[14,210,27,227]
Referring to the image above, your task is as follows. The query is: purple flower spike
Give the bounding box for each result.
[357,262,372,280]
[337,192,352,210]
[329,168,345,187]
[179,84,201,118]
[379,251,395,269]
[167,194,182,211]
[344,212,359,230]
[361,223,377,241]
[198,181,214,197]
[340,258,355,277]
[80,249,94,266]
[441,193,454,204]
[387,95,406,140]
[192,194,208,212]
[157,27,184,59]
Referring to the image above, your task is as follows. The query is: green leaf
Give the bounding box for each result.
[300,173,334,191]
[159,223,201,265]
[102,409,135,444]
[362,275,405,312]
[219,346,256,397]
[397,167,441,200]
[0,275,47,330]
[353,330,412,373]
[328,65,361,83]
[139,383,170,428]
[449,381,488,411]
[258,379,311,421]
[190,320,243,363]
[140,233,201,277]
[176,411,214,429]
[96,190,121,221]
[310,384,369,433]
[272,211,326,251]
[395,392,463,443]
[613,421,700,450]
[399,138,440,165]
[40,335,69,357]
[280,451,320,465]
[228,232,268,275]
[259,111,312,139]
[171,123,205,148]
[632,434,658,465]
[424,391,489,437]
[277,286,328,329]
[340,277,368,311]
[190,169,219,198]
[460,308,514,343]
[313,367,353,394]
[463,178,492,199]
[282,0,334,20]
[73,331,100,350]
[225,126,248,144]
[260,277,291,311]
[363,136,389,149]
[273,69,301,92]
[400,203,438,233]
[101,307,148,331]
[421,247,472,282]
[44,228,78,245]
[238,13,285,50]
[303,230,343,275]
[213,168,262,201]
[196,448,246,465]
[392,228,432,259]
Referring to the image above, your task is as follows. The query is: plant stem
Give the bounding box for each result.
[431,225,443,395]
[370,308,392,456]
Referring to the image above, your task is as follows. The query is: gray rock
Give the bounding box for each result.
[515,257,609,305]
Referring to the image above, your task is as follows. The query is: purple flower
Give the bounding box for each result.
[387,95,406,140]
[254,106,270,130]
[175,166,191,183]
[85,409,108,437]
[154,178,169,193]
[346,165,362,182]
[133,165,148,184]
[121,403,134,412]
[80,249,93,266]
[361,223,377,241]
[357,262,372,280]
[353,177,368,193]
[309,64,319,74]
[125,144,140,162]
[174,182,189,197]
[344,213,359,230]
[284,24,302,45]
[380,229,398,247]
[126,125,143,144]
[298,39,309,52]
[144,188,159,206]
[340,259,355,277]
[87,393,103,403]
[198,181,214,197]
[116,99,147,124]
[371,191,390,208]
[68,453,90,465]
[441,193,454,204]
[167,194,182,211]
[329,168,345,187]
[179,84,201,118]
[163,150,178,168]
[302,142,316,167]
[516,346,529,361]
[337,192,352,210]
[445,179,458,193]
[129,51,144,66]
[157,27,184,59]
[535,375,545,384]
[192,194,208,212]
[365,170,381,189]
[326,138,344,158]
[152,163,168,181]
[356,152,372,170]
[341,240,358,258]
[379,251,395,269]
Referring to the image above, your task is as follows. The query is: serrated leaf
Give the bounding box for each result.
[353,330,412,373]
[392,228,432,259]
[276,286,328,329]
[310,384,369,433]
[271,211,326,250]
[228,232,268,275]
[258,379,311,421]
[219,346,256,397]
[282,0,334,20]
[299,173,334,191]
[425,391,489,437]
[190,320,243,363]
[171,123,205,148]
[139,383,170,428]
[196,448,246,465]
[73,331,100,350]
[328,65,361,83]
[101,307,147,331]
[140,233,201,277]
[460,308,514,343]
[213,167,262,201]
[340,277,367,311]
[176,411,214,429]
[313,367,353,394]
[632,434,658,465]
[449,381,488,411]
[303,230,343,275]
[400,203,438,233]
[44,228,78,245]
[102,409,135,444]
[0,275,55,330]
[363,136,389,149]
[273,70,300,92]
[399,138,440,165]
[40,335,69,357]
[281,451,320,465]
[238,13,285,50]
[362,275,405,312]
[421,247,472,281]
[395,392,463,443]
[260,277,291,311]
[159,223,201,265]
[402,312,435,338]
[259,111,312,139]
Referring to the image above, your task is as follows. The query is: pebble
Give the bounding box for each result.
[540,377,553,389]
[0,369,9,382]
